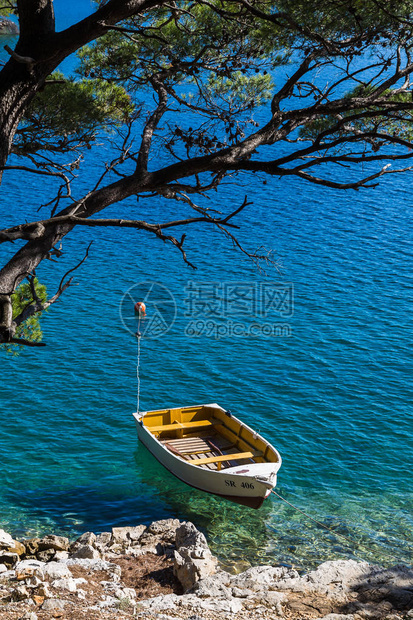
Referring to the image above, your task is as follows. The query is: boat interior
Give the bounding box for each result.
[142,404,279,471]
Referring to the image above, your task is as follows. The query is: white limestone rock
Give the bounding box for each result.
[114,586,137,600]
[140,519,181,549]
[191,575,232,599]
[173,522,217,592]
[139,593,181,612]
[41,598,66,611]
[71,544,101,560]
[52,577,87,592]
[16,559,45,572]
[41,561,72,580]
[95,532,112,549]
[0,530,14,549]
[305,560,371,588]
[111,525,146,545]
[37,535,69,552]
[72,531,96,548]
[53,550,69,561]
[231,565,299,592]
[66,557,121,579]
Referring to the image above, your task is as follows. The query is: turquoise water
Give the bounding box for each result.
[0,2,412,572]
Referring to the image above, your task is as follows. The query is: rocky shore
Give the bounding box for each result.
[0,519,412,620]
[0,18,18,35]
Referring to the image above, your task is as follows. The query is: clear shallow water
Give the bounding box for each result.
[0,2,412,572]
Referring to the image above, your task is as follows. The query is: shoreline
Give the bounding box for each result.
[0,518,412,620]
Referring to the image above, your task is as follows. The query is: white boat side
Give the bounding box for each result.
[133,403,282,509]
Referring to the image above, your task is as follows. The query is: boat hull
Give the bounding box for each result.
[133,406,281,509]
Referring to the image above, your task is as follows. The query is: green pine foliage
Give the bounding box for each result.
[15,72,134,154]
[1,279,47,355]
[0,2,17,17]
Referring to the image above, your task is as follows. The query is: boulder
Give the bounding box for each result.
[0,551,19,569]
[148,519,180,539]
[191,575,232,599]
[16,559,45,574]
[7,540,26,557]
[231,565,299,592]
[173,522,217,592]
[41,562,72,580]
[53,550,69,561]
[70,531,96,553]
[36,549,55,563]
[23,538,43,556]
[71,544,101,560]
[305,560,371,588]
[139,519,180,549]
[95,532,112,549]
[37,535,69,552]
[111,525,146,545]
[139,592,181,612]
[0,18,18,35]
[0,530,14,549]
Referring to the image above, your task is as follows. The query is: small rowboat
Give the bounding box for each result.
[133,403,282,509]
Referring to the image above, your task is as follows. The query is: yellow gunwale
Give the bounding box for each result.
[141,403,279,466]
[144,418,220,433]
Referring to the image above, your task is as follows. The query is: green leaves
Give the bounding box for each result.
[0,2,17,18]
[205,72,274,109]
[14,72,134,154]
[301,86,413,148]
[1,278,48,355]
[276,0,413,42]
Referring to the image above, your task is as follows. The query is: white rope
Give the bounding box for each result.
[271,490,355,546]
[270,489,402,565]
[136,316,141,413]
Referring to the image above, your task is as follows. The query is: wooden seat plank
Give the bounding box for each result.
[189,450,262,466]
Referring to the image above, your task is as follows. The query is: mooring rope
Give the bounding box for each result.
[136,315,142,413]
[270,489,358,548]
[270,489,404,566]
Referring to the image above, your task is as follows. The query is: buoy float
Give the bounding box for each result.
[134,301,146,317]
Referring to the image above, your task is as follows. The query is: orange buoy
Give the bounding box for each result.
[134,301,146,317]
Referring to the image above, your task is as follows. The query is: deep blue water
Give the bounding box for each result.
[0,1,412,572]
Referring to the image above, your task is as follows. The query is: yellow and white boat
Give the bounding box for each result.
[133,403,282,509]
